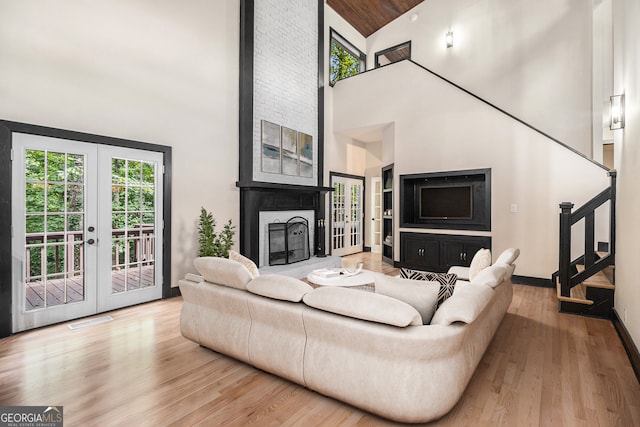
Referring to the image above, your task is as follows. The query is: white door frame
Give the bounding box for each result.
[11,134,99,332]
[97,145,164,312]
[6,123,170,334]
[330,172,365,257]
[370,176,382,254]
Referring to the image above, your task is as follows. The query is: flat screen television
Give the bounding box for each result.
[419,185,473,219]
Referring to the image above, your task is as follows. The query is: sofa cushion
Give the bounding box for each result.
[430,282,494,325]
[193,257,253,290]
[303,286,423,327]
[246,274,313,302]
[376,274,456,324]
[468,248,491,280]
[495,248,520,265]
[229,249,260,279]
[446,265,470,281]
[471,263,509,288]
[399,269,457,305]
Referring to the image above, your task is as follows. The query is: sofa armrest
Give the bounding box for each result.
[447,266,470,281]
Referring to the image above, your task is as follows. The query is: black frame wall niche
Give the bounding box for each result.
[0,120,173,338]
[400,168,492,232]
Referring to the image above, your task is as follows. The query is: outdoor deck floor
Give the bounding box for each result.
[25,265,155,310]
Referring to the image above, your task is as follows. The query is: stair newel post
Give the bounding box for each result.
[559,202,574,297]
[608,170,617,264]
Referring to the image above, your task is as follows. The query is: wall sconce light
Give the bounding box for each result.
[610,94,625,130]
[445,31,454,48]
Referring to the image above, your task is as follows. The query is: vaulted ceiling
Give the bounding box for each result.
[327,0,425,38]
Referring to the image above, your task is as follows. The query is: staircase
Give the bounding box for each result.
[553,171,616,318]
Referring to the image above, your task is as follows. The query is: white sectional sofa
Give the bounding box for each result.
[178,253,518,423]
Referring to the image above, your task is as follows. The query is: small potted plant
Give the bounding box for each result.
[198,207,235,258]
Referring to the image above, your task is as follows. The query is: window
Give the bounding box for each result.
[330,29,366,86]
[375,41,411,68]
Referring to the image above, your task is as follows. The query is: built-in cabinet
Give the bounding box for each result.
[382,164,394,264]
[400,232,491,273]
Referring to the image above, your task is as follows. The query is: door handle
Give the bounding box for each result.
[88,226,95,232]
[87,239,96,245]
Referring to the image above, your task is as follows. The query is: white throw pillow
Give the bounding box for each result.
[470,263,509,288]
[468,248,492,281]
[430,282,494,325]
[495,248,520,265]
[193,257,253,290]
[229,249,260,279]
[303,286,423,327]
[246,274,313,302]
[375,274,443,324]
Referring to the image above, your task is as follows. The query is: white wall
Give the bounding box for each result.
[0,0,240,286]
[333,62,610,278]
[366,0,593,157]
[323,4,367,182]
[612,0,640,357]
[322,4,368,250]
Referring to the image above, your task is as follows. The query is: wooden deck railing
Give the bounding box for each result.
[25,225,155,282]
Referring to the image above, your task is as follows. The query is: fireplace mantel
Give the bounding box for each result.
[236,181,332,193]
[237,181,332,264]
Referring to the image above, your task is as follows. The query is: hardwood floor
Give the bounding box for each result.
[1,253,639,426]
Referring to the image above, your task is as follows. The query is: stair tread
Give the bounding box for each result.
[596,251,609,258]
[556,282,594,305]
[575,265,615,289]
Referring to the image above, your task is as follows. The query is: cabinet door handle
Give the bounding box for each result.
[464,252,467,261]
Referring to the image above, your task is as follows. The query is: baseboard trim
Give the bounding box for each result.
[169,287,182,298]
[513,275,553,288]
[612,308,640,384]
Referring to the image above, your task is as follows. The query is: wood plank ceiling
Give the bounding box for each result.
[327,0,424,38]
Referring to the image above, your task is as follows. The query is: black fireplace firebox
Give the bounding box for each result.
[268,216,310,266]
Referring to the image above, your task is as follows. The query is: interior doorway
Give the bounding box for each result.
[330,173,364,257]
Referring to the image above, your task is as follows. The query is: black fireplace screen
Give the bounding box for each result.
[268,216,310,266]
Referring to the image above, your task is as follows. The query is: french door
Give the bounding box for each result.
[370,177,382,253]
[11,133,163,332]
[331,174,364,257]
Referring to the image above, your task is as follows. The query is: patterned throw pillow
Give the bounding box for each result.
[399,268,457,308]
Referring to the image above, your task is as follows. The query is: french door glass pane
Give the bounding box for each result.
[332,182,345,250]
[24,150,86,311]
[111,158,156,294]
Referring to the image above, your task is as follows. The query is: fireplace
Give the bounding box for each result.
[258,210,314,267]
[238,182,331,266]
[268,216,310,265]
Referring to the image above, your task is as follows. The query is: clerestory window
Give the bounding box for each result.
[329,29,366,86]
